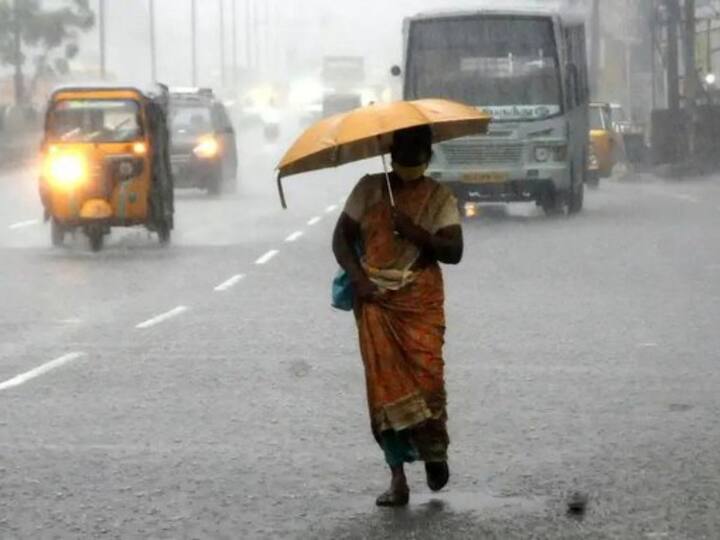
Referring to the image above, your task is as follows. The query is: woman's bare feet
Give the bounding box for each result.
[376,465,410,507]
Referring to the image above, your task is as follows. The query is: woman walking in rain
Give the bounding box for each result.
[332,125,464,507]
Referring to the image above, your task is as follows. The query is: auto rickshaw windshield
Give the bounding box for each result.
[589,106,609,131]
[48,99,144,143]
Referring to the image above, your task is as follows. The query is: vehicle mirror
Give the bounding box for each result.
[390,65,402,77]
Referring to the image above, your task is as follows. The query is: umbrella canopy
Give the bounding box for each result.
[276,99,491,207]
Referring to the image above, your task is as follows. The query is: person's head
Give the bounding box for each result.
[390,125,433,182]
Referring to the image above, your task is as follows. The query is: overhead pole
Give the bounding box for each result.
[12,0,24,104]
[665,0,681,112]
[684,0,697,157]
[191,0,198,85]
[220,0,226,88]
[245,0,252,69]
[590,0,601,98]
[149,0,157,82]
[99,0,106,79]
[651,0,657,110]
[232,0,238,90]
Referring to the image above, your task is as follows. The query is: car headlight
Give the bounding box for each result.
[47,154,87,188]
[193,136,219,159]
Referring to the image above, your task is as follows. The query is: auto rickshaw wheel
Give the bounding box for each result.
[51,218,65,247]
[586,171,600,188]
[157,220,171,246]
[87,226,105,252]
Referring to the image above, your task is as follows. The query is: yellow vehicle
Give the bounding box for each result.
[588,102,617,185]
[39,85,174,251]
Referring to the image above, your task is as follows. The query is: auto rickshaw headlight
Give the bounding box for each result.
[48,154,87,188]
[132,142,148,156]
[193,136,219,159]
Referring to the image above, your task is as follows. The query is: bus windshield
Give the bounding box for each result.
[406,16,562,122]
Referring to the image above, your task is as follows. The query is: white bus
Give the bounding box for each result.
[399,8,590,215]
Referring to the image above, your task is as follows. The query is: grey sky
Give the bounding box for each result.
[73,1,575,88]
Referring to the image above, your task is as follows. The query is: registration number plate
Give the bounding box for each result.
[463,172,508,184]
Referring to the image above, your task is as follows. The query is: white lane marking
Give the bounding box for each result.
[255,249,279,265]
[637,342,659,348]
[9,219,39,230]
[307,216,322,226]
[325,204,338,213]
[671,194,699,203]
[136,306,189,329]
[285,231,304,243]
[0,352,85,392]
[214,274,245,292]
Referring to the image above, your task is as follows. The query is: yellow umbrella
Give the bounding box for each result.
[276,98,491,208]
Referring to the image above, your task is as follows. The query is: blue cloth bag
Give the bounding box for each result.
[332,243,363,311]
[331,269,355,311]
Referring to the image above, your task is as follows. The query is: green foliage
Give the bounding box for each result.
[0,0,95,101]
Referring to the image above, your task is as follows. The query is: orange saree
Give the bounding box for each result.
[355,176,452,463]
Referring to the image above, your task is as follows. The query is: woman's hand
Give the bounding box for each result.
[353,275,380,302]
[391,208,430,249]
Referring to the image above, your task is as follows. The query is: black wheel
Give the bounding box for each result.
[223,167,238,194]
[87,227,104,252]
[207,172,222,196]
[541,189,566,216]
[568,164,584,215]
[569,181,584,214]
[157,220,171,246]
[51,218,65,247]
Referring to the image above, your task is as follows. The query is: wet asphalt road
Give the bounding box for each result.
[1,130,720,539]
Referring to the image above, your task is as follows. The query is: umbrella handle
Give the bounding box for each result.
[277,173,288,209]
[379,140,396,208]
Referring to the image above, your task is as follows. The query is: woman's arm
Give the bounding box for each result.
[332,213,379,299]
[392,209,464,265]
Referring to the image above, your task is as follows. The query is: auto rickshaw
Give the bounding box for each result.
[588,102,619,186]
[39,85,174,251]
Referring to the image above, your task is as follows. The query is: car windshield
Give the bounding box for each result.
[611,106,627,123]
[49,99,143,142]
[406,16,562,121]
[170,105,213,135]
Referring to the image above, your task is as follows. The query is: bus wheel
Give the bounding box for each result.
[541,190,566,216]
[51,219,65,247]
[569,182,584,215]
